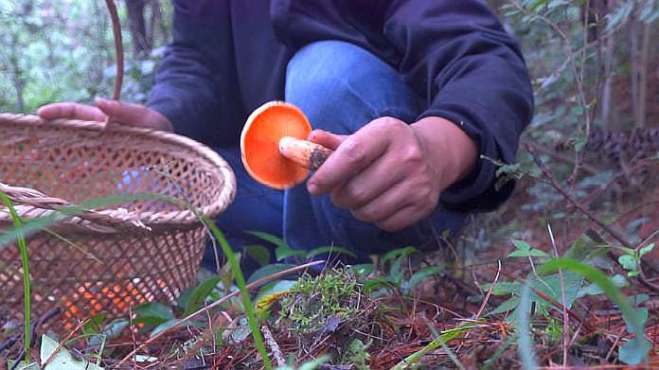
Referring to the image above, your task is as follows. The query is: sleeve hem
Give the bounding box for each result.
[417,108,505,210]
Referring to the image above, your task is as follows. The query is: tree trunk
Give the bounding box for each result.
[599,0,617,128]
[629,16,641,127]
[125,0,150,58]
[9,34,25,112]
[637,21,650,128]
[154,0,169,44]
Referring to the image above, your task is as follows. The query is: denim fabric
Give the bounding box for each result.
[202,41,469,270]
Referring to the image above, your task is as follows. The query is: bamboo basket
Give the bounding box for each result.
[0,113,236,331]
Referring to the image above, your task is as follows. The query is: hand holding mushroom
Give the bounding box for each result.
[242,102,478,232]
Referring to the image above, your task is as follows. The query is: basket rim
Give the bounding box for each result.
[0,113,236,230]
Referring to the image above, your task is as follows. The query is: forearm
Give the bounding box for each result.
[385,0,534,210]
[147,1,232,145]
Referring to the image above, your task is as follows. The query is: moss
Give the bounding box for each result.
[279,268,361,335]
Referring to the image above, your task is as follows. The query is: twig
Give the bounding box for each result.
[116,260,324,367]
[530,287,594,333]
[6,307,62,370]
[176,311,234,365]
[525,142,599,176]
[510,0,593,185]
[527,145,659,293]
[30,307,61,346]
[474,260,502,320]
[262,324,285,367]
[40,319,88,369]
[527,145,632,248]
[568,158,653,212]
[0,336,18,353]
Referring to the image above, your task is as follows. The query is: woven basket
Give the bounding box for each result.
[0,113,235,332]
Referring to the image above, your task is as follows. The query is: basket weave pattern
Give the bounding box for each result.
[0,113,235,331]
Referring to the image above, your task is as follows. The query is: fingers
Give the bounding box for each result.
[95,98,173,131]
[307,124,391,195]
[95,98,149,126]
[308,129,347,150]
[37,103,107,122]
[330,153,404,209]
[375,205,429,233]
[349,179,411,224]
[38,99,172,131]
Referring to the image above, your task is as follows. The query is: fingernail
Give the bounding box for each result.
[95,97,112,106]
[307,182,319,194]
[308,129,324,140]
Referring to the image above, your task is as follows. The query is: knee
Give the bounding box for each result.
[286,40,375,100]
[285,41,418,133]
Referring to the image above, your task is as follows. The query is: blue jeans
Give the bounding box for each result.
[206,41,468,270]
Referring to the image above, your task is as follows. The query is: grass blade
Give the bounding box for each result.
[517,281,538,370]
[204,220,272,370]
[0,192,273,368]
[391,323,475,370]
[537,258,651,364]
[0,192,31,362]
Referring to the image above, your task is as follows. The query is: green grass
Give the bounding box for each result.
[0,191,272,369]
[0,192,32,363]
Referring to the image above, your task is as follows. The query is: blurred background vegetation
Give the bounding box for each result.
[1,2,656,366]
[0,0,655,129]
[0,0,172,112]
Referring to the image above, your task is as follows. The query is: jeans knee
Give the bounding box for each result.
[285,40,419,133]
[286,41,372,99]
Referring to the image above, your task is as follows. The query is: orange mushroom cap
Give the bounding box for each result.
[240,101,313,189]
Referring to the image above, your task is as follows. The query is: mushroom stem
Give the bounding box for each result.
[279,136,333,171]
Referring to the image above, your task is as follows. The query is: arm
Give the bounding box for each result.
[384,0,534,211]
[146,1,233,144]
[38,1,234,142]
[308,1,533,231]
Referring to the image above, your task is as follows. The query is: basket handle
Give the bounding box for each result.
[0,181,151,232]
[102,0,124,131]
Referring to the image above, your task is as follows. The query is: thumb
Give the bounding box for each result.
[95,98,172,131]
[95,98,147,124]
[308,129,348,151]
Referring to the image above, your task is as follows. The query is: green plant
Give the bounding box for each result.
[0,192,273,369]
[536,258,650,365]
[617,243,655,277]
[361,247,444,296]
[279,269,361,335]
[276,356,330,370]
[479,233,651,365]
[247,230,357,263]
[0,192,31,363]
[485,235,605,317]
[340,339,371,370]
[391,323,476,370]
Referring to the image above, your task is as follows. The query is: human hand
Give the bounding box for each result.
[37,98,173,132]
[307,116,477,232]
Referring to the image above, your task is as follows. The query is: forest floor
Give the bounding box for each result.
[3,166,656,370]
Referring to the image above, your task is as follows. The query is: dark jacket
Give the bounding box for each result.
[147,0,534,211]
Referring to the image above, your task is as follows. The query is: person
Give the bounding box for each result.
[38,1,534,269]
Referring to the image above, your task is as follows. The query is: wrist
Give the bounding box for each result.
[411,116,478,189]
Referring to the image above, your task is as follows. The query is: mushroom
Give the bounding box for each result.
[240,101,333,189]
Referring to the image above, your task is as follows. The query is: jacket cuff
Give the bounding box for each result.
[147,92,184,135]
[418,106,515,211]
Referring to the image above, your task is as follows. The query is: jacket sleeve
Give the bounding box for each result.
[383,0,534,211]
[147,1,237,146]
